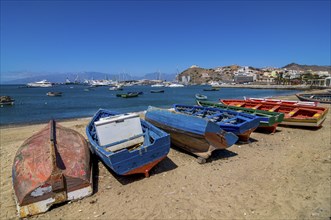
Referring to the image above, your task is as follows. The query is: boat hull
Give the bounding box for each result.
[296,93,331,104]
[246,97,319,106]
[221,99,329,128]
[86,109,171,177]
[174,104,260,142]
[145,107,238,160]
[46,92,62,97]
[195,94,208,100]
[0,96,15,105]
[12,121,92,218]
[151,90,165,93]
[196,100,284,133]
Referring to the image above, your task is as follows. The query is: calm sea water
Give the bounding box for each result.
[0,84,302,126]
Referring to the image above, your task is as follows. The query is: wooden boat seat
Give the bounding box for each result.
[287,108,300,117]
[268,105,280,112]
[251,104,263,110]
[94,113,144,152]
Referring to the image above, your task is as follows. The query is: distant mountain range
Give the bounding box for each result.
[1,71,177,84]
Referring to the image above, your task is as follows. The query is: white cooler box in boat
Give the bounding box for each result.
[94,113,144,152]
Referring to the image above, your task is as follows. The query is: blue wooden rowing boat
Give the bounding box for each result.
[145,106,238,163]
[86,109,171,177]
[173,104,261,142]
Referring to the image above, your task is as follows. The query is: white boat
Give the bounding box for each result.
[89,80,111,87]
[167,83,184,88]
[151,83,165,87]
[195,94,207,100]
[245,97,318,107]
[209,81,221,88]
[27,80,53,88]
[109,85,123,90]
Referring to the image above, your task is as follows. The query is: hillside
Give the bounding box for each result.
[282,63,331,72]
[178,63,331,84]
[179,65,238,84]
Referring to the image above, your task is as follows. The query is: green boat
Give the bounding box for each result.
[196,100,284,133]
[116,92,139,98]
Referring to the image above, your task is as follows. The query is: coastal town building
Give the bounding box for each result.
[308,77,331,87]
[234,74,255,84]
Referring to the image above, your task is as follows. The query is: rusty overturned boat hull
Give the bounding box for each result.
[12,120,93,218]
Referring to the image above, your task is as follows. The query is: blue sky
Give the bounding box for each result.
[1,0,330,79]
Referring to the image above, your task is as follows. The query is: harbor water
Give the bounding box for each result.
[0,84,302,126]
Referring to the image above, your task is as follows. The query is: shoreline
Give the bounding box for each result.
[1,89,328,128]
[219,84,329,90]
[0,115,92,129]
[0,111,147,129]
[1,91,330,219]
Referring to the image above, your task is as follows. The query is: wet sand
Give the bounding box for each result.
[0,92,330,219]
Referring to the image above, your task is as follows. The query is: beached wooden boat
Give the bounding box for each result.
[86,109,170,177]
[150,90,165,93]
[12,120,93,218]
[245,97,318,107]
[46,92,62,97]
[221,99,329,127]
[196,100,284,133]
[296,93,331,104]
[174,104,260,142]
[0,95,15,105]
[145,106,238,163]
[195,94,208,100]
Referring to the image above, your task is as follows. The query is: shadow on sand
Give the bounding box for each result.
[93,156,177,187]
[170,144,238,163]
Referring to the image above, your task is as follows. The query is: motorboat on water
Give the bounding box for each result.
[26,80,53,88]
[0,96,15,105]
[151,83,165,88]
[166,83,184,88]
[47,92,63,97]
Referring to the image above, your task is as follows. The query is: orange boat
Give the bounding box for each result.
[245,97,318,107]
[220,99,328,127]
[12,120,93,218]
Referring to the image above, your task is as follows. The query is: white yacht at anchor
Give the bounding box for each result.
[26,80,53,88]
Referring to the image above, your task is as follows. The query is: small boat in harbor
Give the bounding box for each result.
[221,99,329,127]
[86,109,171,177]
[145,106,238,163]
[27,80,53,88]
[245,97,319,107]
[195,94,207,100]
[116,92,139,98]
[151,89,165,93]
[174,104,260,142]
[295,93,331,104]
[0,96,15,105]
[151,83,165,88]
[196,100,284,133]
[46,92,62,97]
[109,85,123,91]
[203,87,219,91]
[12,120,93,218]
[166,83,184,88]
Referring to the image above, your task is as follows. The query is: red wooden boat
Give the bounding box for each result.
[12,120,93,218]
[245,97,318,107]
[220,99,329,127]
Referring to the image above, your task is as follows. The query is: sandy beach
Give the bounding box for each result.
[0,92,330,219]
